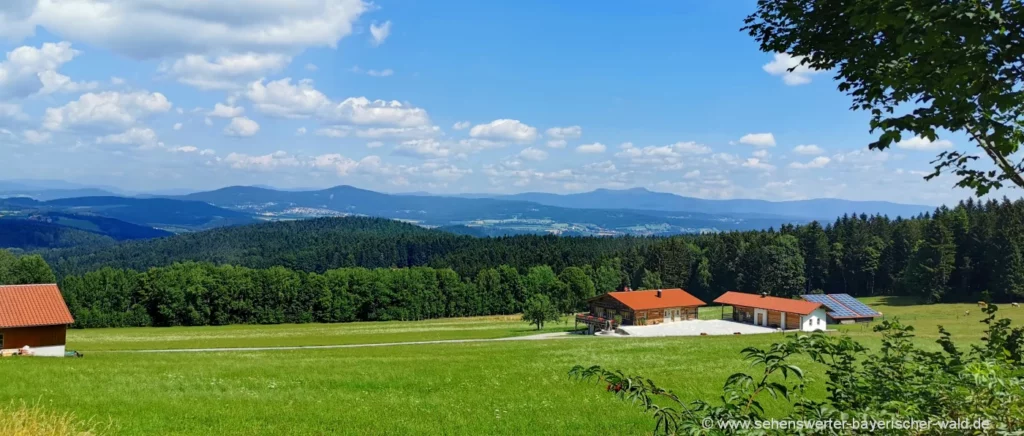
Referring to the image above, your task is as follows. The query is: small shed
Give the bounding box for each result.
[713,291,826,332]
[578,288,706,332]
[0,284,75,357]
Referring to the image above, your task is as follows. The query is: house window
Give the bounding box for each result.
[0,331,4,348]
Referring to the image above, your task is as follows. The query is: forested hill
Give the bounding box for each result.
[0,220,116,251]
[44,217,658,278]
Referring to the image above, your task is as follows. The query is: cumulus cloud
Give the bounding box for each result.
[296,127,307,135]
[224,150,300,170]
[95,127,161,148]
[519,147,548,161]
[173,123,183,131]
[546,139,567,149]
[42,91,172,131]
[896,136,953,151]
[469,119,538,143]
[0,41,96,98]
[452,121,470,130]
[315,126,351,138]
[576,142,606,154]
[739,133,776,147]
[394,139,453,159]
[370,21,392,46]
[615,141,711,169]
[22,129,51,144]
[160,53,289,90]
[763,53,824,85]
[208,103,245,118]
[0,103,28,121]
[354,125,441,139]
[9,1,368,59]
[244,78,429,127]
[545,125,582,140]
[789,156,831,169]
[793,144,823,155]
[742,157,775,171]
[224,116,260,137]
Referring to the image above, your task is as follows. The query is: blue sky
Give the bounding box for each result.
[0,1,1012,205]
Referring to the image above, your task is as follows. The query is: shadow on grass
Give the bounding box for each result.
[876,295,924,307]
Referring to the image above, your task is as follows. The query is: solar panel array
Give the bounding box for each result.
[829,294,881,316]
[800,293,880,318]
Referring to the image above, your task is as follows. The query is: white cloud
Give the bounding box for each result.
[296,127,307,135]
[896,136,953,151]
[752,149,770,158]
[208,103,245,118]
[584,161,617,173]
[739,133,776,147]
[0,41,95,98]
[42,91,172,131]
[225,151,300,170]
[614,141,711,169]
[366,141,383,148]
[333,97,429,127]
[452,121,470,130]
[395,139,453,159]
[245,78,429,127]
[793,144,823,155]
[224,116,260,137]
[545,125,582,140]
[789,156,831,169]
[170,145,198,153]
[763,53,824,86]
[355,125,441,140]
[95,127,161,148]
[204,117,213,126]
[22,129,51,144]
[305,63,318,71]
[315,127,351,138]
[546,139,567,149]
[12,1,368,59]
[576,142,606,154]
[469,119,538,143]
[245,78,330,119]
[0,103,28,121]
[173,122,183,131]
[684,170,701,179]
[161,53,289,90]
[366,68,394,77]
[370,21,392,46]
[519,147,548,161]
[742,157,775,171]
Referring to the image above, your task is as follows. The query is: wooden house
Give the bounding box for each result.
[0,284,75,357]
[713,291,826,332]
[577,288,706,333]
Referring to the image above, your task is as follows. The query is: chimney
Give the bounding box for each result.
[657,289,662,298]
[761,292,768,298]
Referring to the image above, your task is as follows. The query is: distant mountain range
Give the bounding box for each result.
[0,180,940,242]
[490,188,934,220]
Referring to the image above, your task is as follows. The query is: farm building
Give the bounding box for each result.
[713,291,826,332]
[577,288,706,333]
[0,284,75,357]
[801,293,881,324]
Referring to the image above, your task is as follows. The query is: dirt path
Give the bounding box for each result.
[103,331,575,353]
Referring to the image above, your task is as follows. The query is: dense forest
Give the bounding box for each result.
[4,198,1021,328]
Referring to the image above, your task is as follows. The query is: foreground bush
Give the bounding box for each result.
[0,402,105,436]
[572,305,1024,435]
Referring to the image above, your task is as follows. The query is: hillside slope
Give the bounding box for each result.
[44,216,656,278]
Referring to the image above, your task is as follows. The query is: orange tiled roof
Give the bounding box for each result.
[713,291,821,315]
[0,284,75,328]
[604,289,706,310]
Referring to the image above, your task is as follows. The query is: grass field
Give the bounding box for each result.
[2,297,1021,435]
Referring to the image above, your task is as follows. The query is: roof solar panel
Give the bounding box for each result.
[829,294,881,317]
[800,293,880,318]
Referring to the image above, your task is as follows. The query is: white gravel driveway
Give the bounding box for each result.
[615,320,782,337]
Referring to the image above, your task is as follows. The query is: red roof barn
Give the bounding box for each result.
[0,284,75,357]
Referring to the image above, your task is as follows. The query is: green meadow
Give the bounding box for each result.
[2,298,1021,435]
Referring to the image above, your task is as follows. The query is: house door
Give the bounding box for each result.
[663,310,671,323]
[673,309,681,321]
